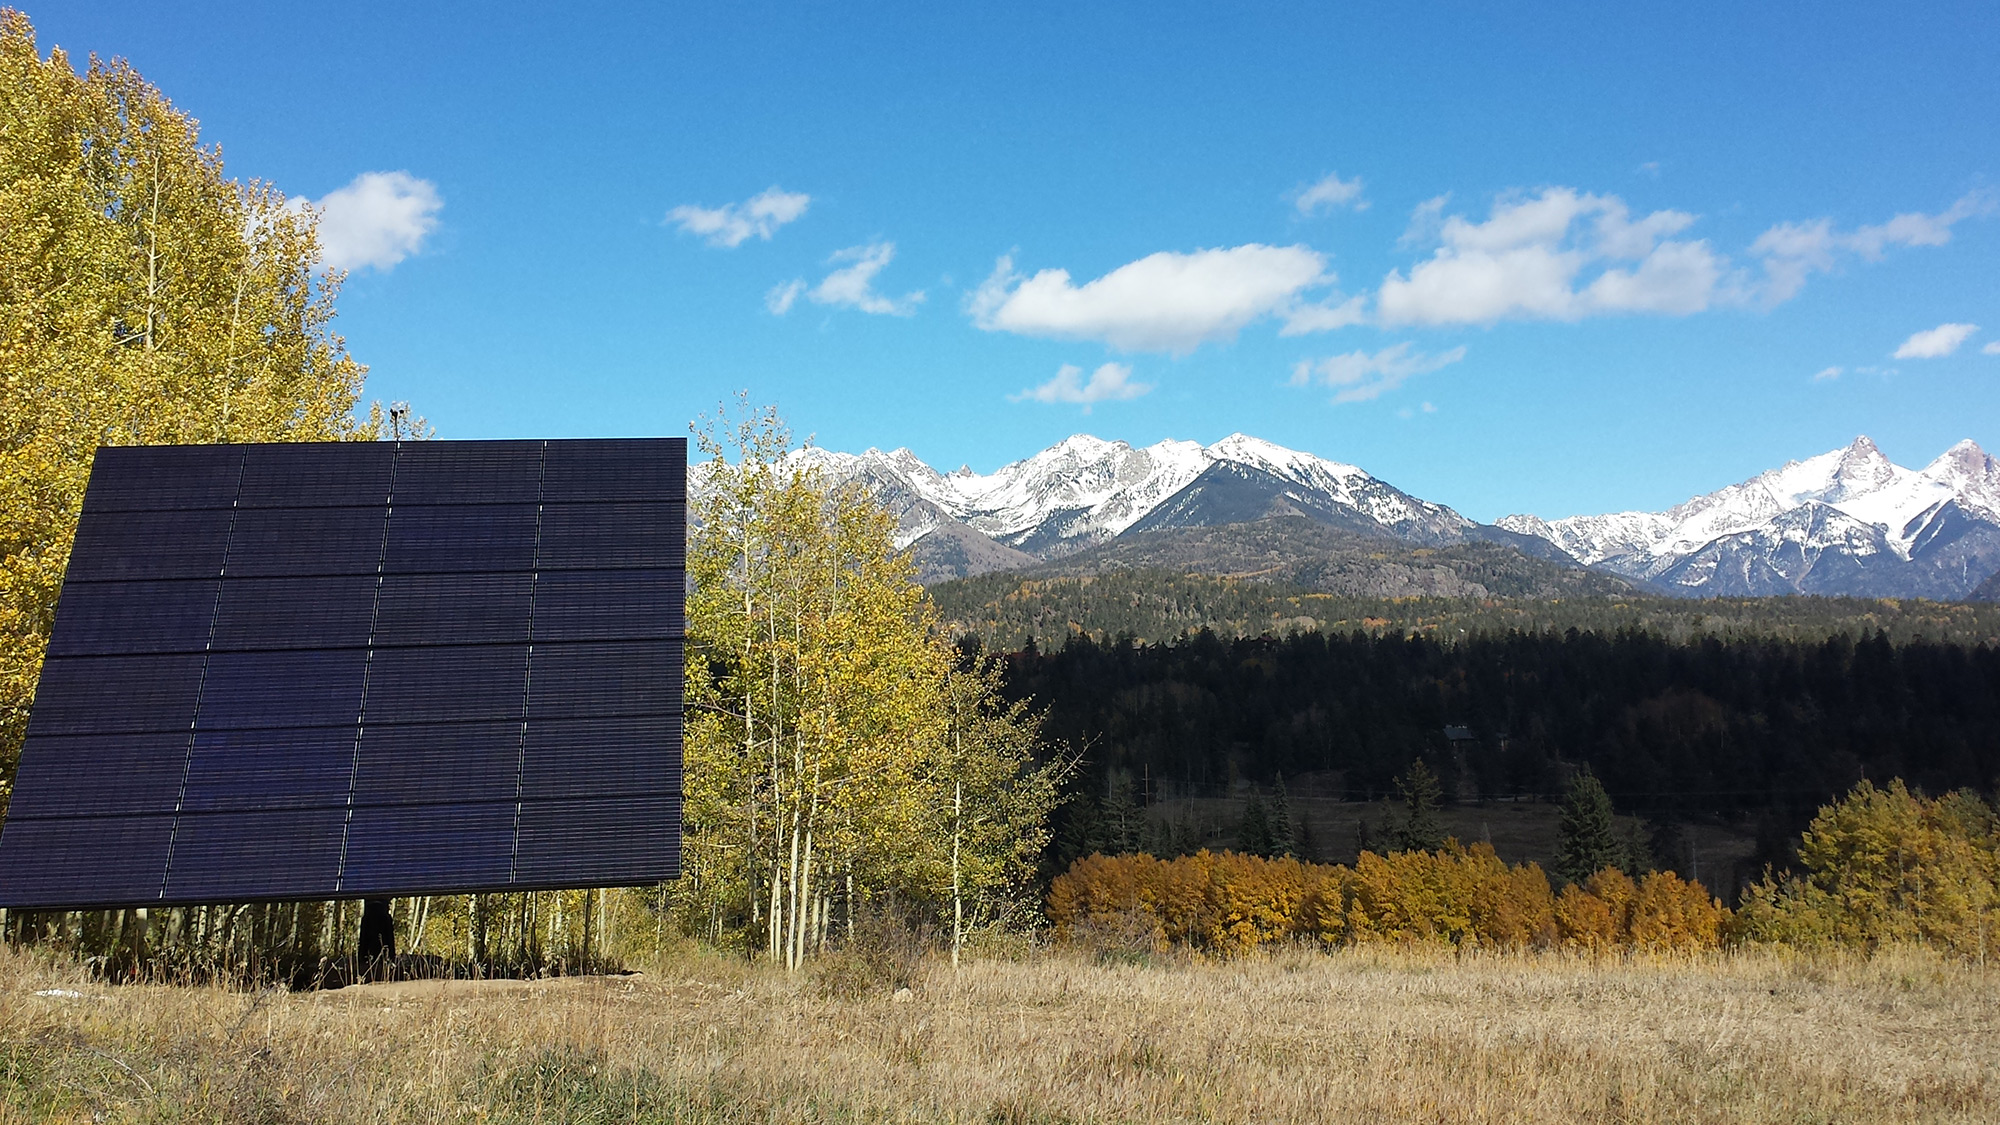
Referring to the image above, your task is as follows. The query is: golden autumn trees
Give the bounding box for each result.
[682,403,1062,966]
[0,12,376,809]
[1735,780,2000,956]
[1046,847,1728,956]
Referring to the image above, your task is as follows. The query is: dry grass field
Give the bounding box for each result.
[2,940,1996,1123]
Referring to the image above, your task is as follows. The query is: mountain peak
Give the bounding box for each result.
[1826,434,1899,497]
[1507,436,2000,597]
[1928,438,1994,472]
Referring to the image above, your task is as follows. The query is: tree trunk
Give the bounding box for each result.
[952,778,964,971]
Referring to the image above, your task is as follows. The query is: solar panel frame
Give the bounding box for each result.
[0,438,684,910]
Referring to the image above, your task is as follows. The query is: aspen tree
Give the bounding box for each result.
[683,401,1062,964]
[1,12,378,804]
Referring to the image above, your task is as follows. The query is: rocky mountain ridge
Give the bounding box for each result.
[749,431,2000,598]
[1497,436,2000,598]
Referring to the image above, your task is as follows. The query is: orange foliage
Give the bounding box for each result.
[1048,844,1713,955]
[1629,870,1726,951]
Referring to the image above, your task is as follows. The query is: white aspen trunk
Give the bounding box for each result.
[783,800,802,966]
[768,854,785,960]
[144,155,161,355]
[742,502,760,935]
[554,892,566,963]
[784,820,808,968]
[952,777,964,971]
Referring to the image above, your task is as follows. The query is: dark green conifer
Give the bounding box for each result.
[1237,793,1275,857]
[1394,760,1444,852]
[1101,774,1143,855]
[1555,769,1624,885]
[1268,774,1296,857]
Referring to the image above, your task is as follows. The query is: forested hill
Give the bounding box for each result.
[995,629,2000,889]
[930,566,2000,652]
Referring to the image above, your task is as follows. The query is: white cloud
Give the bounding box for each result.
[1009,362,1153,411]
[765,279,805,315]
[1894,322,1980,359]
[1376,188,1722,325]
[1278,294,1369,335]
[1289,342,1467,404]
[309,171,441,273]
[1295,172,1367,215]
[1985,341,2000,356]
[770,242,923,317]
[1751,191,1995,304]
[1813,366,1843,381]
[970,244,1333,354]
[667,186,811,248]
[1399,194,1450,248]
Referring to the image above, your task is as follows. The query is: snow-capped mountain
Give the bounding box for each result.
[796,433,1476,570]
[1497,437,2000,598]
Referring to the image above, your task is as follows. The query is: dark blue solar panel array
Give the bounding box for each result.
[0,439,684,910]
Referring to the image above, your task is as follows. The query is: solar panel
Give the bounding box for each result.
[0,438,684,910]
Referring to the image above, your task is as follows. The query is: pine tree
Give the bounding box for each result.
[1237,794,1275,857]
[1268,774,1296,858]
[1170,803,1203,857]
[1555,769,1625,886]
[1101,773,1143,855]
[1394,761,1445,852]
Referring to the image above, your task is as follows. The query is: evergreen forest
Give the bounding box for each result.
[986,626,2000,892]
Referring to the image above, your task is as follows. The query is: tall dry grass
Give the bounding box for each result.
[2,939,1995,1123]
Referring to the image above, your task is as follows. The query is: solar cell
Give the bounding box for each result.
[44,579,220,656]
[162,808,348,899]
[25,653,208,735]
[525,640,684,719]
[227,507,392,576]
[519,715,682,799]
[531,569,683,641]
[237,443,395,508]
[0,438,684,910]
[0,815,178,904]
[348,720,523,804]
[63,508,235,581]
[391,441,544,505]
[6,733,190,818]
[514,795,680,885]
[537,503,685,569]
[210,576,380,649]
[383,504,539,572]
[338,802,516,894]
[371,573,534,646]
[197,648,370,729]
[179,727,358,811]
[363,644,530,725]
[80,446,242,512]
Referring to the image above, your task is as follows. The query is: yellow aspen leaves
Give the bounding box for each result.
[1,13,376,810]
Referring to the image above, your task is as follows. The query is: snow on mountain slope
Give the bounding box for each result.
[1497,437,2000,597]
[800,433,1473,559]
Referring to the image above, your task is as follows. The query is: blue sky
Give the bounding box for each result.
[31,1,2000,521]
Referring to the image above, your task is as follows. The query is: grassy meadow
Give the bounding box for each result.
[3,940,1995,1124]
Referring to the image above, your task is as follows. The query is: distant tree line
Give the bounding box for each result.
[994,628,2000,887]
[929,568,2000,652]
